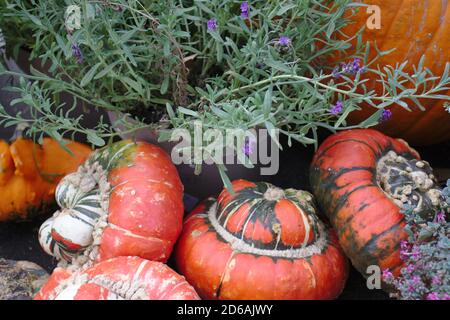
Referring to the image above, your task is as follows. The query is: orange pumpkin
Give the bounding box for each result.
[0,138,91,221]
[310,129,441,277]
[334,0,450,146]
[39,140,184,267]
[176,180,348,300]
[35,256,200,300]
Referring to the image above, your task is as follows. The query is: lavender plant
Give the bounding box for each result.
[0,0,449,186]
[383,180,450,300]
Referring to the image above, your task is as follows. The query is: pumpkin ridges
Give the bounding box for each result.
[275,199,313,247]
[34,268,72,300]
[310,129,437,279]
[98,227,173,262]
[10,139,44,179]
[224,202,251,234]
[107,181,183,241]
[40,139,92,184]
[400,96,450,141]
[347,222,405,277]
[176,187,348,300]
[39,140,184,266]
[37,257,200,300]
[334,195,403,255]
[312,128,396,162]
[0,141,14,185]
[374,0,406,52]
[306,237,348,299]
[273,259,299,299]
[337,1,450,145]
[108,144,183,194]
[218,254,277,300]
[177,225,233,299]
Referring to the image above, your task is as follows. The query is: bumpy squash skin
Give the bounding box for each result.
[35,256,200,300]
[98,141,184,262]
[309,129,425,276]
[335,1,450,145]
[0,138,91,221]
[39,140,184,266]
[176,180,348,300]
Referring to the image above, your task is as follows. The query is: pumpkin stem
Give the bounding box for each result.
[263,187,285,201]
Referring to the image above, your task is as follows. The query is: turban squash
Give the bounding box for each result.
[38,140,184,268]
[334,0,450,145]
[310,129,441,277]
[35,256,200,300]
[0,138,91,221]
[175,180,348,300]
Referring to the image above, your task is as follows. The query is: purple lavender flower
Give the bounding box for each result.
[240,2,249,19]
[330,101,344,115]
[278,36,291,46]
[341,58,365,75]
[427,292,440,300]
[411,245,421,260]
[380,109,392,122]
[400,240,410,260]
[333,58,365,78]
[207,18,217,31]
[243,135,257,157]
[71,43,84,64]
[382,269,394,282]
[444,293,450,300]
[411,275,422,285]
[400,240,409,251]
[435,211,446,224]
[332,67,341,78]
[431,276,441,286]
[405,264,415,274]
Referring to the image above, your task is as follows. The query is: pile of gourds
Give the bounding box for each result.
[13,126,440,300]
[3,126,437,300]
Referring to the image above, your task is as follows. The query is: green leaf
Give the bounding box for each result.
[334,105,356,128]
[326,20,336,39]
[210,105,228,118]
[216,41,223,62]
[121,77,143,95]
[86,3,96,19]
[264,121,281,149]
[217,164,233,194]
[209,31,224,43]
[263,87,273,115]
[173,31,190,38]
[265,59,291,73]
[160,75,170,95]
[86,131,105,147]
[195,1,215,15]
[55,34,69,57]
[177,107,198,117]
[94,62,119,80]
[166,103,176,119]
[276,4,297,16]
[26,13,42,26]
[358,109,383,127]
[80,63,101,87]
[157,129,172,142]
[163,40,171,57]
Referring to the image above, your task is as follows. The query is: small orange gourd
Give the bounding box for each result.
[0,138,91,221]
